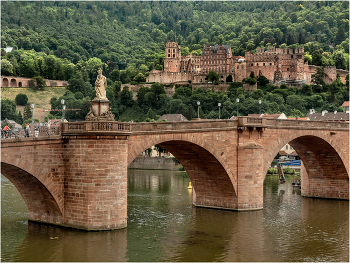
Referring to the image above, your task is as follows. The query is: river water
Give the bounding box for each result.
[1,170,348,262]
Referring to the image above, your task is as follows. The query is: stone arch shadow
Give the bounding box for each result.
[128,137,238,210]
[1,161,63,223]
[263,134,349,200]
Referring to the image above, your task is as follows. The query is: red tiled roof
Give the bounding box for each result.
[342,101,350,107]
[279,151,288,156]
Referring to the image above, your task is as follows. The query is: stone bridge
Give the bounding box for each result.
[1,118,348,230]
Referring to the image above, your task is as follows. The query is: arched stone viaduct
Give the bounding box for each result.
[1,118,348,230]
[1,76,68,87]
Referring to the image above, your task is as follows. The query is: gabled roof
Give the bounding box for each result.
[202,44,231,55]
[307,112,349,121]
[279,151,288,156]
[289,151,299,157]
[157,114,188,122]
[342,101,350,107]
[248,113,287,119]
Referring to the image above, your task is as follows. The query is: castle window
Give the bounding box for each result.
[241,65,244,69]
[251,63,253,66]
[263,63,265,66]
[173,49,175,52]
[291,55,293,58]
[257,63,259,66]
[168,54,170,57]
[173,54,175,58]
[270,63,272,66]
[287,68,289,71]
[237,66,239,69]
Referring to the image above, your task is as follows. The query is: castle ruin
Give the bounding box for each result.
[147,42,347,88]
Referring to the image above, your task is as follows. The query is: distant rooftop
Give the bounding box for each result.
[4,47,13,53]
[202,44,231,55]
[157,114,188,122]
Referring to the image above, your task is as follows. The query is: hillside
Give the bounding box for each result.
[2,1,349,66]
[1,87,66,121]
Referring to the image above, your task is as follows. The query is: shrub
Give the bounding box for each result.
[267,168,278,174]
[74,92,84,100]
[15,93,28,105]
[283,167,295,174]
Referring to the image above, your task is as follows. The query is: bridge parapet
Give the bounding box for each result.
[61,121,131,135]
[131,119,238,134]
[265,119,349,130]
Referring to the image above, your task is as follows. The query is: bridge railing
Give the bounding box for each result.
[61,121,131,134]
[131,119,238,132]
[38,126,61,135]
[265,119,349,129]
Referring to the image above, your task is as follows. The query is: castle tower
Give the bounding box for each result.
[164,42,181,72]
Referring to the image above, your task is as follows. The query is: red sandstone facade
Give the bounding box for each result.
[0,76,68,87]
[1,118,349,230]
[147,42,348,86]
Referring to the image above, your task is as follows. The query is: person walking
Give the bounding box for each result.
[24,123,30,137]
[34,122,39,138]
[46,120,51,136]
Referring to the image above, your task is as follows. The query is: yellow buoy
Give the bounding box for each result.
[187,182,192,189]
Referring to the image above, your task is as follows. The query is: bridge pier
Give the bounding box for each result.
[62,134,129,230]
[236,141,265,210]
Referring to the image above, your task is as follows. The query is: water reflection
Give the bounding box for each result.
[1,172,348,262]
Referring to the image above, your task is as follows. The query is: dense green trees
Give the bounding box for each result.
[1,1,349,85]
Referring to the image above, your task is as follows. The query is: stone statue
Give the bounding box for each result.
[94,68,107,100]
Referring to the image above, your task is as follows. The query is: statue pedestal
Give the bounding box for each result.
[85,99,115,121]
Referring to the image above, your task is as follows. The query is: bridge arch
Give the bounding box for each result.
[128,135,238,210]
[263,132,349,199]
[1,157,63,224]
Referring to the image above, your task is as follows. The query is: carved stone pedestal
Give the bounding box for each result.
[85,99,115,121]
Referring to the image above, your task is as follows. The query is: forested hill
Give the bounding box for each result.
[1,1,349,67]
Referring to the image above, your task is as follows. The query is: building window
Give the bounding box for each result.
[168,54,170,57]
[270,63,272,66]
[263,63,265,66]
[291,55,293,58]
[237,66,239,69]
[173,49,175,52]
[251,63,253,66]
[257,63,259,66]
[287,68,289,71]
[241,65,244,69]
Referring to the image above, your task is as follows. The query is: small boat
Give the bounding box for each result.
[292,179,301,189]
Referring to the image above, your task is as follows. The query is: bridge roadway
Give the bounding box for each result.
[1,117,349,230]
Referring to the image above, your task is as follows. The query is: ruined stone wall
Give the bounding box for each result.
[147,71,193,84]
[1,76,68,87]
[233,61,247,82]
[192,83,230,92]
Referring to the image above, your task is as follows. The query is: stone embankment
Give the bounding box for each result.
[128,156,181,170]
